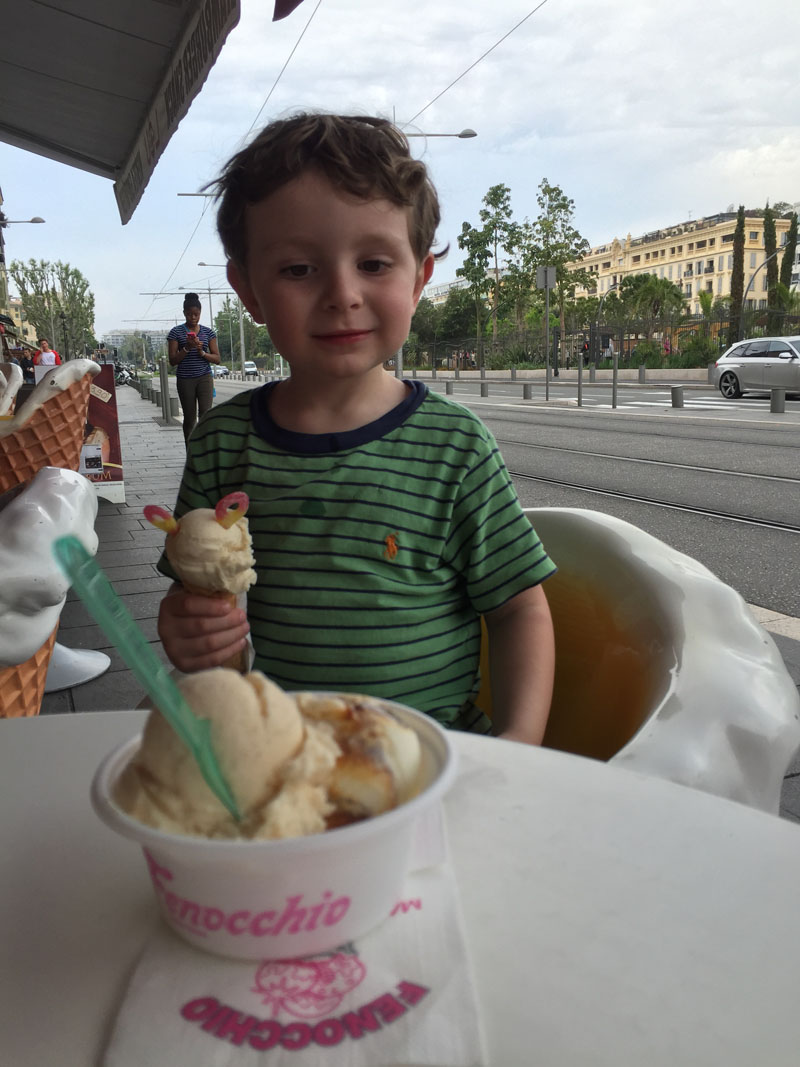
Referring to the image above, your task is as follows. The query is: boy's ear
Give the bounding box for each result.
[413,253,435,306]
[227,261,266,324]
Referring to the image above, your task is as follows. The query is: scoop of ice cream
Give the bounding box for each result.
[165,507,256,594]
[115,669,316,837]
[297,692,423,817]
[115,671,423,841]
[0,467,99,666]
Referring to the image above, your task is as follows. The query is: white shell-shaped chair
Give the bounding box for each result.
[476,507,800,813]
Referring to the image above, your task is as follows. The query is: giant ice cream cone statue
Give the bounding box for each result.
[0,468,99,717]
[0,360,100,493]
[144,493,257,674]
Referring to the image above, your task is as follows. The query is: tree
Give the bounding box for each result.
[528,180,590,363]
[780,212,797,291]
[9,258,96,358]
[729,206,745,344]
[456,221,491,365]
[763,203,780,333]
[410,296,438,348]
[477,184,518,343]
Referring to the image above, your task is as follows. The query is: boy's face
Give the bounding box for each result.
[228,171,434,383]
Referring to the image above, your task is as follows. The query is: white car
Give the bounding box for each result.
[212,365,229,378]
[243,360,258,379]
[714,336,800,398]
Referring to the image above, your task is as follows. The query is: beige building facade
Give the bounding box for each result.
[575,211,796,315]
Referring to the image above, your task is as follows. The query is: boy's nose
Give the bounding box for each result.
[323,267,363,310]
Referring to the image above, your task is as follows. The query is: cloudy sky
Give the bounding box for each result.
[1,0,798,337]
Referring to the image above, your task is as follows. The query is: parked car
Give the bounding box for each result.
[212,364,229,378]
[714,336,800,398]
[243,360,258,379]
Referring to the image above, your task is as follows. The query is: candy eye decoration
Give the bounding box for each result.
[143,505,179,536]
[215,492,249,529]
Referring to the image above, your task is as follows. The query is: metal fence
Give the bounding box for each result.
[406,310,800,371]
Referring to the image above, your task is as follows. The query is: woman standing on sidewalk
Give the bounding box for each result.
[167,293,220,442]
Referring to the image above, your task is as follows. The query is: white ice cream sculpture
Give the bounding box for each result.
[0,468,99,715]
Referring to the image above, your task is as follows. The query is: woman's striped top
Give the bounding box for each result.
[158,381,556,726]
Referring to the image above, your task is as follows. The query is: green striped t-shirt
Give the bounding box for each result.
[158,381,555,726]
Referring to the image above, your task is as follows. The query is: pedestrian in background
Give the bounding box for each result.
[34,338,61,366]
[167,292,220,442]
[20,349,35,383]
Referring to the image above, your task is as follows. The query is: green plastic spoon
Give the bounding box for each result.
[52,535,241,821]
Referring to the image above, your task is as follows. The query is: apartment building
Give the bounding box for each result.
[5,296,38,346]
[575,210,796,314]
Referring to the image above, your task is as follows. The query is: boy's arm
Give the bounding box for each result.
[158,582,251,673]
[483,583,555,746]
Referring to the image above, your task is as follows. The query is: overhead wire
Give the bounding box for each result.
[403,0,551,128]
[136,1,323,328]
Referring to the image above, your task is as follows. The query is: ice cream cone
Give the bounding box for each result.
[0,625,59,718]
[183,584,250,673]
[0,371,95,494]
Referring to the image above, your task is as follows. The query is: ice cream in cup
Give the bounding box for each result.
[91,670,457,960]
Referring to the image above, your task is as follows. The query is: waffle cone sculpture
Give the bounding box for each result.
[144,493,257,674]
[0,361,100,494]
[0,626,59,717]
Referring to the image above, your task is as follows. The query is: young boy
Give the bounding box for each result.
[157,113,556,744]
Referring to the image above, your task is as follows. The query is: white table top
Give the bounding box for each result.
[3,710,800,1066]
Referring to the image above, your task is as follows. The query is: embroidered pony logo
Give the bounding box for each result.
[383,533,399,560]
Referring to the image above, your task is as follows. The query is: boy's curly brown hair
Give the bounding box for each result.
[210,112,443,270]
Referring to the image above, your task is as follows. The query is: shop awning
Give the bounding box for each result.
[1,1,306,224]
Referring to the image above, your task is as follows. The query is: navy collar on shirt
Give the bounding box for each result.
[249,379,428,454]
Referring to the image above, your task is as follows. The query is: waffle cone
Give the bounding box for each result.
[182,584,249,674]
[0,625,59,718]
[0,374,93,493]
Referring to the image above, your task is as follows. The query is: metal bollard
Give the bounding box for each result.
[523,384,532,400]
[707,362,715,384]
[412,367,417,378]
[445,381,454,395]
[480,366,486,379]
[511,367,517,381]
[771,388,786,414]
[480,383,489,397]
[671,386,684,408]
[432,366,437,379]
[638,364,646,383]
[589,365,596,383]
[169,396,180,416]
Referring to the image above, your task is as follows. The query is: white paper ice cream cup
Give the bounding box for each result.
[91,698,457,960]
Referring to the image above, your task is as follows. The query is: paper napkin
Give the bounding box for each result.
[103,862,486,1067]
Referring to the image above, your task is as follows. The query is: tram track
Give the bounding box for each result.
[507,470,800,534]
[496,438,800,485]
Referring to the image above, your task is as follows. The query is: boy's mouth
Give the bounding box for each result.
[313,330,372,345]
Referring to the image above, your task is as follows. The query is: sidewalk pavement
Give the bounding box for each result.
[41,381,800,820]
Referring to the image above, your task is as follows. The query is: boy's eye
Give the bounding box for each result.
[281,264,312,278]
[360,259,390,274]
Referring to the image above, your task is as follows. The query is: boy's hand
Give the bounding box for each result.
[158,584,250,673]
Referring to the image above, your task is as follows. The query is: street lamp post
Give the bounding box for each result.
[0,213,45,312]
[395,126,477,377]
[59,310,69,361]
[740,248,781,340]
[198,264,247,377]
[405,129,477,139]
[595,282,620,409]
